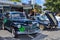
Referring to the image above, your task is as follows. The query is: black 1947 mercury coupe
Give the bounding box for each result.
[3,11,40,37]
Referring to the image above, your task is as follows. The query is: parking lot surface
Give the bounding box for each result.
[0,28,60,40]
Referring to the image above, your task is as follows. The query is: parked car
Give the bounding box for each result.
[32,14,50,30]
[0,13,3,29]
[55,16,60,27]
[55,16,60,22]
[32,12,58,30]
[4,11,40,37]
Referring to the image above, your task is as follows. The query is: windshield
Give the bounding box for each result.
[11,12,26,19]
[37,15,49,21]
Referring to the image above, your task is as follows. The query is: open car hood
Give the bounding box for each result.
[45,13,58,25]
[11,18,33,24]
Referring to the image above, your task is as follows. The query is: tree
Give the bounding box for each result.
[44,0,60,12]
[34,4,42,13]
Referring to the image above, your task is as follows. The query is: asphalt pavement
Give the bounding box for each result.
[0,30,45,40]
[0,28,60,40]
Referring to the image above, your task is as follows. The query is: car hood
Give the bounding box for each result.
[11,19,33,23]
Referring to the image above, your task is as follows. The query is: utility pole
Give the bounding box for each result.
[31,0,35,9]
[31,0,36,16]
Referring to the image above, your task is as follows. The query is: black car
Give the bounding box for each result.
[0,13,4,29]
[4,11,40,37]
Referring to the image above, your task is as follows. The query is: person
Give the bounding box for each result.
[0,13,3,29]
[4,13,15,28]
[28,10,35,20]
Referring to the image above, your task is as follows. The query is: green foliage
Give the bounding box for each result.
[44,0,60,12]
[34,4,42,13]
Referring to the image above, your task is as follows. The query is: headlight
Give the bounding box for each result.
[32,22,37,24]
[37,23,39,27]
[17,25,21,28]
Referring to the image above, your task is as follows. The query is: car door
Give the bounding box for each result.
[4,12,13,30]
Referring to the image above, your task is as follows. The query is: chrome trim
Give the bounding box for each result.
[16,29,40,34]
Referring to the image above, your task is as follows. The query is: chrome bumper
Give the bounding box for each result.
[16,29,40,34]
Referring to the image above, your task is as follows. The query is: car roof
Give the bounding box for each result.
[6,11,23,14]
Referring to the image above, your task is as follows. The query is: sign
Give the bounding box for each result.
[19,26,25,32]
[23,6,32,9]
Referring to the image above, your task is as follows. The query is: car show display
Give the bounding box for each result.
[3,11,40,37]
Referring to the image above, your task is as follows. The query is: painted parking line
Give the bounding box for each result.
[28,35,34,39]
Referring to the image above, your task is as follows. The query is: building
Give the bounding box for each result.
[0,0,32,14]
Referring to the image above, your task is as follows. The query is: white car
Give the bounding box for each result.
[55,16,60,21]
[33,13,58,30]
[55,16,60,27]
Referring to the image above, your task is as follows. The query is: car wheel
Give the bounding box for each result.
[11,27,17,38]
[39,25,45,30]
[52,26,57,29]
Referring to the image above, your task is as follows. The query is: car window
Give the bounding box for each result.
[39,15,49,20]
[12,14,20,19]
[5,12,10,18]
[11,12,26,19]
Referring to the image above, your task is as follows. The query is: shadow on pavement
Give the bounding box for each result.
[0,37,20,40]
[13,33,48,40]
[0,33,48,40]
[32,33,48,40]
[43,28,60,31]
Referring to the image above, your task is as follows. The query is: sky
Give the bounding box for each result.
[21,0,45,6]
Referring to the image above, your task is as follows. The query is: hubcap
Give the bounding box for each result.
[39,25,44,30]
